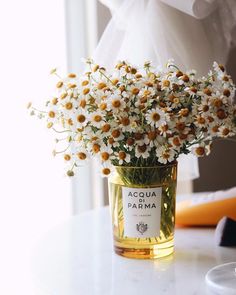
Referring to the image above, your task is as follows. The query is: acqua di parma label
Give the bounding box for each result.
[122,186,162,238]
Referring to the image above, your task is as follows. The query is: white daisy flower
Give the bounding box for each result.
[156,146,176,164]
[144,131,165,148]
[133,132,149,145]
[139,87,156,98]
[124,137,136,151]
[61,100,76,118]
[75,148,90,164]
[218,125,235,138]
[116,150,131,165]
[89,111,104,128]
[191,143,211,157]
[169,136,182,150]
[135,144,151,159]
[158,124,172,137]
[185,86,199,96]
[100,122,113,137]
[170,95,182,109]
[213,62,225,78]
[209,124,220,137]
[46,104,58,125]
[146,108,167,128]
[75,110,88,129]
[107,94,126,113]
[111,128,124,142]
[86,136,104,155]
[63,153,73,163]
[197,97,211,114]
[77,96,89,110]
[94,89,112,105]
[118,116,134,132]
[100,162,114,177]
[194,115,208,128]
[99,146,113,163]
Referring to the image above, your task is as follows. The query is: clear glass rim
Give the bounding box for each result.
[114,160,178,170]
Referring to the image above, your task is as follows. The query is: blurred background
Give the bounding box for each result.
[0,0,235,294]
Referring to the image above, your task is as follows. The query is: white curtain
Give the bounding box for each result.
[94,0,236,181]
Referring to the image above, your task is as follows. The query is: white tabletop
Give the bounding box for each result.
[31,207,236,295]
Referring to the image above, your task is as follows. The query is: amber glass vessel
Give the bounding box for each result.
[108,162,177,259]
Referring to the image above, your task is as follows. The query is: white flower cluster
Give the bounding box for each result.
[29,60,236,176]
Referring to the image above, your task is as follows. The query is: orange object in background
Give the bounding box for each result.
[176,190,236,226]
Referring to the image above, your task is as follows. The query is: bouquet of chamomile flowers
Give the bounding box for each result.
[28,59,236,177]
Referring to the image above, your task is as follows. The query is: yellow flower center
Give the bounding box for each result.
[203,88,212,96]
[222,128,230,136]
[83,88,90,95]
[138,145,147,153]
[126,138,135,146]
[100,103,107,111]
[176,122,185,131]
[92,144,100,153]
[223,89,230,97]
[182,75,189,83]
[81,80,89,86]
[207,116,214,123]
[121,117,130,126]
[60,93,67,100]
[213,99,223,108]
[147,131,156,140]
[77,152,87,160]
[64,154,71,161]
[173,98,180,104]
[162,80,170,87]
[197,117,206,124]
[143,90,151,96]
[212,126,219,133]
[93,115,102,122]
[195,147,205,156]
[67,118,73,126]
[217,109,227,120]
[180,108,189,117]
[151,112,160,122]
[112,79,119,85]
[47,122,53,128]
[68,83,76,89]
[68,73,76,78]
[65,102,73,110]
[101,152,109,161]
[108,137,115,144]
[112,130,120,138]
[80,99,86,108]
[56,81,63,88]
[97,82,106,90]
[173,137,180,146]
[134,132,143,140]
[102,168,111,175]
[112,100,121,108]
[202,105,209,112]
[102,124,111,133]
[77,114,86,123]
[119,151,126,160]
[52,98,58,105]
[48,111,55,118]
[163,152,170,159]
[132,88,139,95]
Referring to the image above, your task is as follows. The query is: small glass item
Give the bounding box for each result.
[108,162,177,259]
[205,262,236,295]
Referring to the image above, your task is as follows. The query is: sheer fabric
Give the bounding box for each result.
[94,0,236,180]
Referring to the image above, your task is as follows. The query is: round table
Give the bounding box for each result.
[31,207,236,295]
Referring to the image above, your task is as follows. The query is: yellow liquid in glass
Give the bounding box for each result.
[109,164,177,259]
